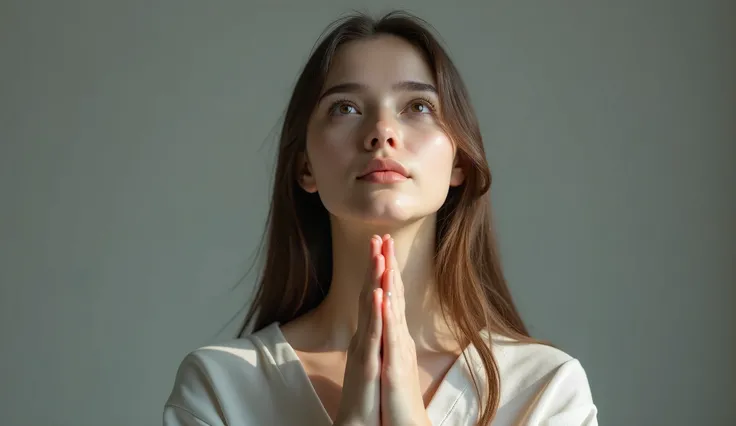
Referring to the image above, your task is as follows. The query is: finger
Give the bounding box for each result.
[358,241,383,335]
[388,238,402,293]
[361,237,377,293]
[385,238,406,319]
[356,259,374,336]
[372,236,386,284]
[382,277,397,354]
[361,236,383,297]
[382,235,393,271]
[381,237,397,300]
[394,269,407,330]
[379,261,396,323]
[381,262,392,302]
[371,234,382,258]
[366,287,384,356]
[371,235,386,290]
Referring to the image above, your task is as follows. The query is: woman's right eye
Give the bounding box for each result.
[329,101,359,116]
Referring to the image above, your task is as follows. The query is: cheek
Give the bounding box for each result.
[409,131,456,178]
[306,125,357,181]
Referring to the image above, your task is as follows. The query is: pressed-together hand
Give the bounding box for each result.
[334,236,385,426]
[379,236,432,426]
[335,235,430,426]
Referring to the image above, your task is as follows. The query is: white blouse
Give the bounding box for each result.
[163,323,598,425]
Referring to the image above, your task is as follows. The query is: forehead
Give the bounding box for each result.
[324,34,435,88]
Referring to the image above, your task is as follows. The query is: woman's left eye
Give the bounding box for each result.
[407,100,435,114]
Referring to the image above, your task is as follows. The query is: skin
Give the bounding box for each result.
[281,34,466,425]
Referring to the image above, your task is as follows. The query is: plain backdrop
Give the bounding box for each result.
[1,1,734,425]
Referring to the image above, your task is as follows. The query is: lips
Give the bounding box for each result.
[357,158,410,181]
[358,170,407,184]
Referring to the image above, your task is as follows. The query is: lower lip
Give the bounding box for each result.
[358,171,408,183]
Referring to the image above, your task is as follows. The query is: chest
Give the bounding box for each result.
[295,349,460,421]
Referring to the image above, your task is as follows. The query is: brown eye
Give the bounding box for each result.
[410,102,430,113]
[406,99,436,114]
[338,104,357,114]
[329,101,359,116]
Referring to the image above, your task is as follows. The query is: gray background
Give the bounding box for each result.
[1,1,734,425]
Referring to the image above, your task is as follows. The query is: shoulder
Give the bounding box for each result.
[163,323,289,426]
[468,333,598,424]
[170,324,280,374]
[168,324,279,388]
[491,334,579,391]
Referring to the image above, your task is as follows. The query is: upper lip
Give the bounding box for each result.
[357,158,410,178]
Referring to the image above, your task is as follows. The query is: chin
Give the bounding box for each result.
[350,202,438,229]
[322,193,442,228]
[365,211,416,226]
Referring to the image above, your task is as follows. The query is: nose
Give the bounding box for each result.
[363,120,401,151]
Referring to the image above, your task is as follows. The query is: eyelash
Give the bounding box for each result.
[327,97,438,115]
[410,97,437,113]
[327,98,358,115]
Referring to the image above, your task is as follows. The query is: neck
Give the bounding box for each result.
[306,216,459,353]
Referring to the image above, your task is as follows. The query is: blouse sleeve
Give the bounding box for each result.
[162,353,225,426]
[528,358,599,425]
[163,404,213,426]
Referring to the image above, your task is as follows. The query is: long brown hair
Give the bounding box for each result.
[240,10,535,424]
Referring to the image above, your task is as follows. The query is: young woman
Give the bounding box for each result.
[163,11,597,426]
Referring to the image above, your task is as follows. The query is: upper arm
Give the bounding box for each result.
[163,404,214,426]
[162,353,226,426]
[531,359,599,426]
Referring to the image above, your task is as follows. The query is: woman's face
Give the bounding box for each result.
[301,34,464,226]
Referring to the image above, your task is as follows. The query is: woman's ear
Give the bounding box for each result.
[450,157,466,187]
[297,152,318,193]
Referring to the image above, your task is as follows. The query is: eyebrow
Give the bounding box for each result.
[318,81,438,102]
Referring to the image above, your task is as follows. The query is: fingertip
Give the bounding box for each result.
[370,235,381,255]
